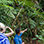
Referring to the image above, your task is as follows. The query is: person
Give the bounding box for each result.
[14,28,27,44]
[0,22,14,44]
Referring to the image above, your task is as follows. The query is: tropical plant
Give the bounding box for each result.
[0,0,44,44]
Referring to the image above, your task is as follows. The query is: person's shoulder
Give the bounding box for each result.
[19,32,23,37]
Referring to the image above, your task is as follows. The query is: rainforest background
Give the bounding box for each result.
[0,0,44,44]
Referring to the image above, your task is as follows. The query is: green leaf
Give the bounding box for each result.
[25,0,34,7]
[32,38,37,40]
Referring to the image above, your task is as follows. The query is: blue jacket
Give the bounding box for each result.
[14,33,23,44]
[0,33,10,44]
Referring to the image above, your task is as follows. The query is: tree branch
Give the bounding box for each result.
[11,8,23,29]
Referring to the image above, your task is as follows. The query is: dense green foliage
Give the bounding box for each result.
[0,0,44,44]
